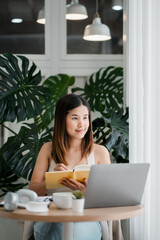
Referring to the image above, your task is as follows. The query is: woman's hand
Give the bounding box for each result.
[54,163,69,171]
[54,163,88,193]
[60,178,88,193]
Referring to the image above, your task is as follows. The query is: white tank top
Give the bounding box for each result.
[47,152,95,195]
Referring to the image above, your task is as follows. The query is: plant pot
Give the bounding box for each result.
[72,198,85,213]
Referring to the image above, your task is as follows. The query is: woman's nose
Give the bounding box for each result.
[78,120,82,127]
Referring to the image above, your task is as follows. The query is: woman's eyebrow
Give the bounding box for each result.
[71,113,88,116]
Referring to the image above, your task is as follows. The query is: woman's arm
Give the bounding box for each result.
[29,142,52,196]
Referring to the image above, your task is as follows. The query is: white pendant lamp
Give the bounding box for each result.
[37,8,45,24]
[83,0,111,41]
[66,0,88,20]
[112,0,123,11]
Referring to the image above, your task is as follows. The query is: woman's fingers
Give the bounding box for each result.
[60,178,86,193]
[83,178,88,186]
[60,178,76,190]
[54,163,69,171]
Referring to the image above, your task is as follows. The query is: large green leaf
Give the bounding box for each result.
[0,155,28,197]
[0,123,52,180]
[36,74,75,131]
[72,66,128,163]
[0,158,28,197]
[92,108,129,162]
[72,66,123,113]
[0,53,50,123]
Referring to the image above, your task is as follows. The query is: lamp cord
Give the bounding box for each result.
[96,0,98,14]
[95,0,99,18]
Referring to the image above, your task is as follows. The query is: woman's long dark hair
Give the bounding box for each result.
[52,94,93,164]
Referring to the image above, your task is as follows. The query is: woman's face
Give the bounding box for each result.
[65,105,89,140]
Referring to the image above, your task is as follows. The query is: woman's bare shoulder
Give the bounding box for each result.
[39,142,52,157]
[42,142,52,150]
[93,143,109,153]
[93,143,110,164]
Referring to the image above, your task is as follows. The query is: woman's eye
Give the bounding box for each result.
[72,117,78,120]
[84,116,88,120]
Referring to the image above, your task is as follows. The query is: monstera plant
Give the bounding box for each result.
[72,67,128,162]
[0,53,75,196]
[0,53,128,197]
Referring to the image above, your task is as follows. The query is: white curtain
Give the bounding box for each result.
[128,0,160,239]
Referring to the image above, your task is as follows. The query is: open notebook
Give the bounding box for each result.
[45,165,90,189]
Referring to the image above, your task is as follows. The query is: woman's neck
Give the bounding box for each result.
[68,138,82,151]
[65,139,85,167]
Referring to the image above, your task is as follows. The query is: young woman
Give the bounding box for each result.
[29,93,110,240]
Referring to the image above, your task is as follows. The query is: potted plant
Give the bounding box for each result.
[72,190,85,213]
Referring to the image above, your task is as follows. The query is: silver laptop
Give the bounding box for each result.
[84,163,150,208]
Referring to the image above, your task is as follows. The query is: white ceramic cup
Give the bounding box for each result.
[72,198,85,213]
[52,192,73,209]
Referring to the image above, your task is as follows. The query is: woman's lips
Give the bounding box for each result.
[76,129,84,133]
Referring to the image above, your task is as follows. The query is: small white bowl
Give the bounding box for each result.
[25,201,49,212]
[52,192,73,209]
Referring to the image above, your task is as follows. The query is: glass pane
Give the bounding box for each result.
[67,0,123,54]
[0,0,45,54]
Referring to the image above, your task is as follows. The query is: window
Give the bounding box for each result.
[0,0,45,54]
[67,0,123,54]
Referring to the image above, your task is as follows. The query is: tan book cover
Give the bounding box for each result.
[45,165,90,189]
